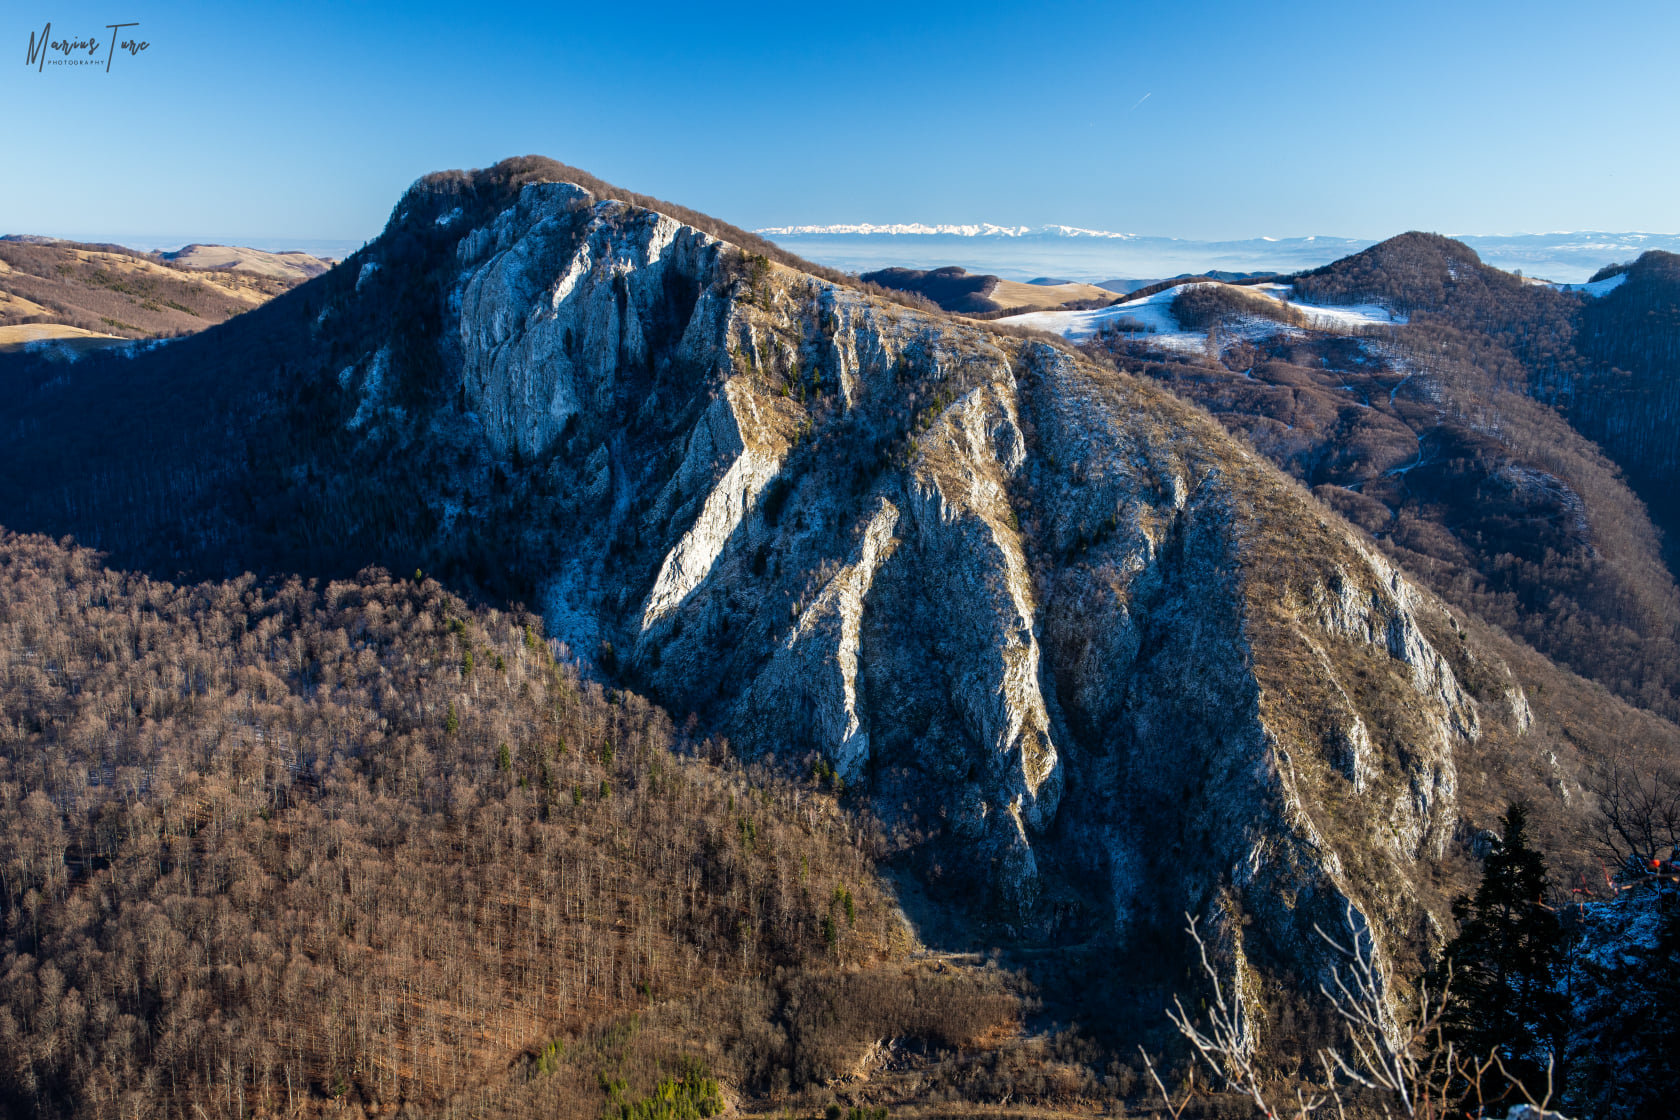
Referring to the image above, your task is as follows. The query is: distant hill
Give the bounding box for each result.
[1293,234,1680,566]
[1291,230,1519,314]
[1058,233,1680,726]
[861,264,1116,314]
[157,242,334,280]
[860,265,1001,312]
[0,235,332,348]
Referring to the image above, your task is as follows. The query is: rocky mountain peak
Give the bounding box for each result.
[0,164,1627,1073]
[422,176,1570,1039]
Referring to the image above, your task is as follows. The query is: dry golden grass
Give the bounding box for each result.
[985,279,1117,311]
[0,288,50,316]
[0,323,126,351]
[0,238,313,342]
[57,247,274,305]
[162,243,333,281]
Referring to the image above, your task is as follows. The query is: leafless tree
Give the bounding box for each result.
[1145,907,1555,1120]
[1585,763,1680,869]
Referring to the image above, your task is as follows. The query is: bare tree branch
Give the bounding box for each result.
[1138,1046,1196,1120]
[1157,903,1562,1120]
[1585,764,1680,869]
[1164,915,1278,1115]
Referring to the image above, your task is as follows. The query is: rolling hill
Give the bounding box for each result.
[0,234,333,348]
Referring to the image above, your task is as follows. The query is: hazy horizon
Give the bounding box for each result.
[11,224,1672,284]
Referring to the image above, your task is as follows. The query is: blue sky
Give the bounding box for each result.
[4,0,1677,246]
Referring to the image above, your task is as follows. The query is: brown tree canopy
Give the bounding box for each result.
[0,532,912,1118]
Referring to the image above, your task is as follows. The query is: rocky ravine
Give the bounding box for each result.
[345,178,1573,1047]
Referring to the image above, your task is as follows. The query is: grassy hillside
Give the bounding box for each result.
[0,237,320,343]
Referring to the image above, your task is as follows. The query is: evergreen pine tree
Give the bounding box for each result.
[1433,803,1568,1092]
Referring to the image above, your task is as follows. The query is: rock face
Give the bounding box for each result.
[458,185,726,460]
[427,179,1556,1044]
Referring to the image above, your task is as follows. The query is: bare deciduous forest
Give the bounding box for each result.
[0,533,960,1119]
[1085,237,1680,725]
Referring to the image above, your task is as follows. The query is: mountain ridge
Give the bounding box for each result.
[0,157,1674,1118]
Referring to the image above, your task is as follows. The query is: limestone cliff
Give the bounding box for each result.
[354,176,1580,1048]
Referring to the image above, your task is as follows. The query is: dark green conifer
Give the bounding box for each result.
[1433,803,1568,1092]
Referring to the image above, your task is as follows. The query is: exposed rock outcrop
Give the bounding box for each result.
[435,178,1573,1047]
[459,184,725,460]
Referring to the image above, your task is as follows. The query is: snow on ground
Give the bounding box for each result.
[1003,283,1209,349]
[1295,300,1403,328]
[1553,271,1627,297]
[1252,283,1407,328]
[1002,281,1405,344]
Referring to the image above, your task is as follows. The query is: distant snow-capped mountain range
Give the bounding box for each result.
[757,223,1140,238]
[757,222,1365,241]
[755,225,1680,284]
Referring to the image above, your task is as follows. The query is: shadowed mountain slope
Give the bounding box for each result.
[1569,249,1680,550]
[860,265,1002,312]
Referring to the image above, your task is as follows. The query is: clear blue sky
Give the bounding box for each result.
[5,0,1677,245]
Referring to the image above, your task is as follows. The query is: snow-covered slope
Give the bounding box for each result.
[1004,281,1404,343]
[1554,271,1628,297]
